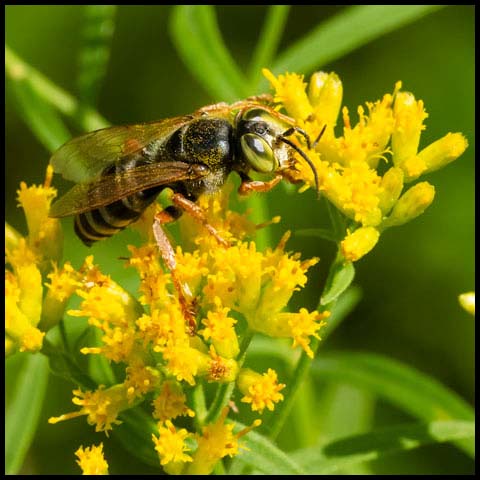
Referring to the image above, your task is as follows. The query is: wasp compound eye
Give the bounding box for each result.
[240,133,278,173]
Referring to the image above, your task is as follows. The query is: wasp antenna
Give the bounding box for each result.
[312,124,327,150]
[282,126,312,150]
[279,137,320,198]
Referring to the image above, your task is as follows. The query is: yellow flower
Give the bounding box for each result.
[458,292,475,316]
[392,88,428,173]
[204,345,239,383]
[263,69,467,261]
[415,132,468,179]
[5,259,44,354]
[187,407,261,475]
[49,384,130,434]
[152,381,195,422]
[307,71,343,130]
[152,420,193,473]
[199,298,239,358]
[75,443,109,475]
[262,68,313,121]
[341,227,380,263]
[381,182,435,229]
[378,167,404,215]
[16,164,63,266]
[237,368,285,413]
[160,341,209,386]
[124,361,161,403]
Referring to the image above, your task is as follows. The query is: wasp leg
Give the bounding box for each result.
[238,174,282,195]
[170,193,230,248]
[153,211,197,335]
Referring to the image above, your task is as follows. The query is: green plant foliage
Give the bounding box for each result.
[5,5,474,475]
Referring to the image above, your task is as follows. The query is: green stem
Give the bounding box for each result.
[267,248,343,441]
[267,337,320,441]
[192,383,208,429]
[5,45,108,131]
[204,328,254,424]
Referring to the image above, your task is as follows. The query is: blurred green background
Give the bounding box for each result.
[6,5,474,475]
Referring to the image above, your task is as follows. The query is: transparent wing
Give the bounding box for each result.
[50,116,193,182]
[49,161,209,217]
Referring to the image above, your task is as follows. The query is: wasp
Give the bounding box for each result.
[49,97,321,331]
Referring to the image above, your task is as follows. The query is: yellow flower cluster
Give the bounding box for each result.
[263,69,468,262]
[5,166,63,355]
[42,186,324,474]
[75,443,109,475]
[12,69,464,475]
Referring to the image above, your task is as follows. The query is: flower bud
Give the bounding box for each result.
[308,71,343,128]
[417,132,468,175]
[341,227,380,262]
[392,91,428,168]
[382,182,435,228]
[378,167,404,215]
[458,292,475,316]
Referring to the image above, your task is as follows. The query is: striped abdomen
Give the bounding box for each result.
[74,158,161,246]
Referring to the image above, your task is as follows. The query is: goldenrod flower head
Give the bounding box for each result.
[152,380,195,422]
[70,281,137,328]
[41,261,83,330]
[205,345,239,383]
[137,305,187,350]
[308,71,343,129]
[264,70,467,261]
[458,292,475,316]
[392,89,428,170]
[180,187,257,249]
[199,298,239,358]
[382,182,435,229]
[416,132,468,179]
[187,407,261,475]
[45,261,81,303]
[160,342,209,386]
[75,443,109,475]
[262,68,313,121]
[378,167,405,215]
[341,227,380,263]
[49,384,130,434]
[5,262,44,353]
[152,420,193,471]
[237,367,285,413]
[16,165,63,265]
[124,361,161,403]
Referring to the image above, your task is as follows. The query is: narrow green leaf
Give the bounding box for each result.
[292,420,475,474]
[321,383,375,440]
[320,258,355,306]
[271,5,445,77]
[5,353,49,474]
[228,423,306,475]
[9,77,71,152]
[311,351,475,457]
[249,6,290,86]
[6,45,108,132]
[114,408,161,469]
[169,6,249,101]
[77,6,116,107]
